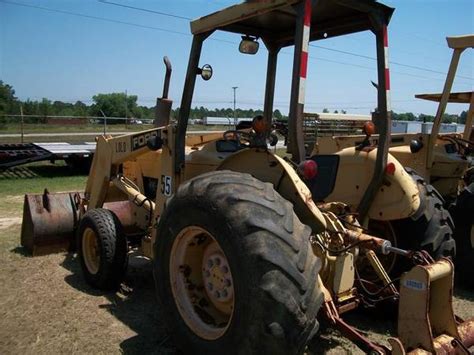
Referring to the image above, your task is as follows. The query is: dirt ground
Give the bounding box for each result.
[0,204,473,354]
[0,166,474,354]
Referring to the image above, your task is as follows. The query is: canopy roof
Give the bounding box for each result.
[447,35,474,50]
[416,92,474,104]
[191,0,394,47]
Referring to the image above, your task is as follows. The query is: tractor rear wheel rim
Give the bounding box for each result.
[83,227,100,275]
[170,226,234,340]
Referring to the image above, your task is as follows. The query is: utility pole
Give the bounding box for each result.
[125,89,128,128]
[20,105,24,143]
[232,86,238,128]
[100,109,107,135]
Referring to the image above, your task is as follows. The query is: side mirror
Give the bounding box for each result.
[239,35,259,55]
[199,64,213,81]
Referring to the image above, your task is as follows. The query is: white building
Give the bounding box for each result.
[202,117,252,125]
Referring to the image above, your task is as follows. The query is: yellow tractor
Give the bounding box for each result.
[20,0,473,353]
[392,35,474,286]
[313,35,473,284]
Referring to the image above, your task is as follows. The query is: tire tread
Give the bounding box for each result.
[77,208,127,290]
[156,170,323,354]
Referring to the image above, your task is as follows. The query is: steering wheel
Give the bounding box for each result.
[223,130,252,144]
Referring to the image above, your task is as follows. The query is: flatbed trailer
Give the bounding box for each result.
[0,131,240,171]
[0,142,95,170]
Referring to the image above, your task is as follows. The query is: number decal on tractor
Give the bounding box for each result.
[160,175,172,196]
[115,141,127,153]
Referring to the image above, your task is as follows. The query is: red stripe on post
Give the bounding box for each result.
[385,68,391,90]
[383,25,388,47]
[300,51,308,78]
[304,0,312,26]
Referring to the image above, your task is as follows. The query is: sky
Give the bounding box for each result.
[0,0,473,116]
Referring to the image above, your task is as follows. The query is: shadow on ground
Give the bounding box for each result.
[10,245,30,257]
[15,243,470,354]
[59,250,397,354]
[0,163,89,180]
[61,253,176,354]
[28,164,84,177]
[455,285,474,302]
[307,304,396,354]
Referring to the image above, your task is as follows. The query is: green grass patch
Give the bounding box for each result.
[0,162,87,216]
[0,123,229,134]
[0,124,229,144]
[0,162,87,195]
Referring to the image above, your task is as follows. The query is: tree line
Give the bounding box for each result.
[0,81,155,123]
[0,81,469,124]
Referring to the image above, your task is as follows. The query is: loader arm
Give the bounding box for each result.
[85,127,163,209]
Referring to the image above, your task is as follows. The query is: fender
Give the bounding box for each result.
[324,147,420,221]
[217,148,327,233]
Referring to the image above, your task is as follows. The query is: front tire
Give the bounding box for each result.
[77,208,128,290]
[154,171,323,355]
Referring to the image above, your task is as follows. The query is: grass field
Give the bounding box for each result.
[0,163,472,354]
[0,123,231,132]
[0,123,150,133]
[0,124,231,144]
[0,163,87,218]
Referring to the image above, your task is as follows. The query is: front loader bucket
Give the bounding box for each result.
[21,190,81,256]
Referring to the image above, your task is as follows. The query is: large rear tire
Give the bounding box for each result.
[390,169,456,268]
[77,208,128,290]
[366,169,456,277]
[154,171,323,355]
[451,183,474,287]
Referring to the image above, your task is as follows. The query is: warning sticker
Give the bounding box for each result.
[404,279,426,291]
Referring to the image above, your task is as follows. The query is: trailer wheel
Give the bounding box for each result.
[77,208,128,290]
[451,183,474,286]
[154,171,323,355]
[390,169,456,270]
